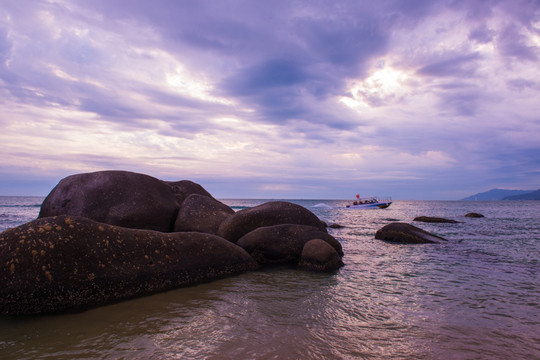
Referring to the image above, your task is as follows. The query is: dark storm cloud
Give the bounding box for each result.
[74,0,393,127]
[224,60,310,96]
[498,23,539,61]
[469,25,496,44]
[417,53,482,78]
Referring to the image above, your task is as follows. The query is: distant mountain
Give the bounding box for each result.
[503,189,540,200]
[461,188,534,201]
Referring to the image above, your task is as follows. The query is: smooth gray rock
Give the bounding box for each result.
[0,215,258,315]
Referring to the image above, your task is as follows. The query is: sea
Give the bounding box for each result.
[0,196,539,359]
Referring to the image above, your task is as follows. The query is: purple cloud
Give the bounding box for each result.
[0,0,539,199]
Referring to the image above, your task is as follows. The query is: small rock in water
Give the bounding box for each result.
[413,216,459,223]
[375,222,447,244]
[298,239,344,272]
[465,212,485,218]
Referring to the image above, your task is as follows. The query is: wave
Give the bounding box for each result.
[230,206,251,210]
[0,204,42,208]
[312,203,334,209]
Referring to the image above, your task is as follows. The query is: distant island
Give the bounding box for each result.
[462,188,540,201]
[502,189,540,200]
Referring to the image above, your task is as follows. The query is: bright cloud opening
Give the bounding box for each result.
[340,63,413,109]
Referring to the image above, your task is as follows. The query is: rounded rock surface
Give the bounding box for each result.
[375,222,447,244]
[39,171,179,232]
[465,212,485,218]
[0,215,258,315]
[174,194,234,235]
[237,224,342,265]
[165,180,214,204]
[218,201,327,243]
[298,239,344,272]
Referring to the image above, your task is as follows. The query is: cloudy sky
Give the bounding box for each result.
[1,0,539,199]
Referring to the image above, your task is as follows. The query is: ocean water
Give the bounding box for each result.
[0,196,539,359]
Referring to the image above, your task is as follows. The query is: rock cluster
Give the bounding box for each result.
[1,170,344,315]
[218,201,327,243]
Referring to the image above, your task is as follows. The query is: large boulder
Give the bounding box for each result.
[413,216,458,223]
[39,171,180,232]
[218,201,327,243]
[165,180,214,204]
[375,222,447,244]
[174,194,234,235]
[237,224,343,265]
[0,215,258,315]
[298,239,344,272]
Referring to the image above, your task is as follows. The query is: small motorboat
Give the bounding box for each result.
[346,195,392,209]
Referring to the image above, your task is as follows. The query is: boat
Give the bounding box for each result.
[346,195,392,209]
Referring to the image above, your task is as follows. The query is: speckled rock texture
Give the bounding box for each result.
[218,201,327,243]
[0,215,258,315]
[3,171,347,315]
[174,194,234,235]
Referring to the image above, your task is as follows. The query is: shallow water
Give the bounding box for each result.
[1,197,539,359]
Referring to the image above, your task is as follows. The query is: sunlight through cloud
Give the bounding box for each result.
[340,63,413,109]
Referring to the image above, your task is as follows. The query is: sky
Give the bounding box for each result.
[1,0,539,200]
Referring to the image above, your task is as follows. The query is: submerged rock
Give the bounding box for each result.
[465,212,485,218]
[0,215,258,315]
[218,201,328,243]
[39,171,180,232]
[298,239,344,272]
[237,224,343,265]
[174,194,234,235]
[413,216,459,223]
[375,222,447,244]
